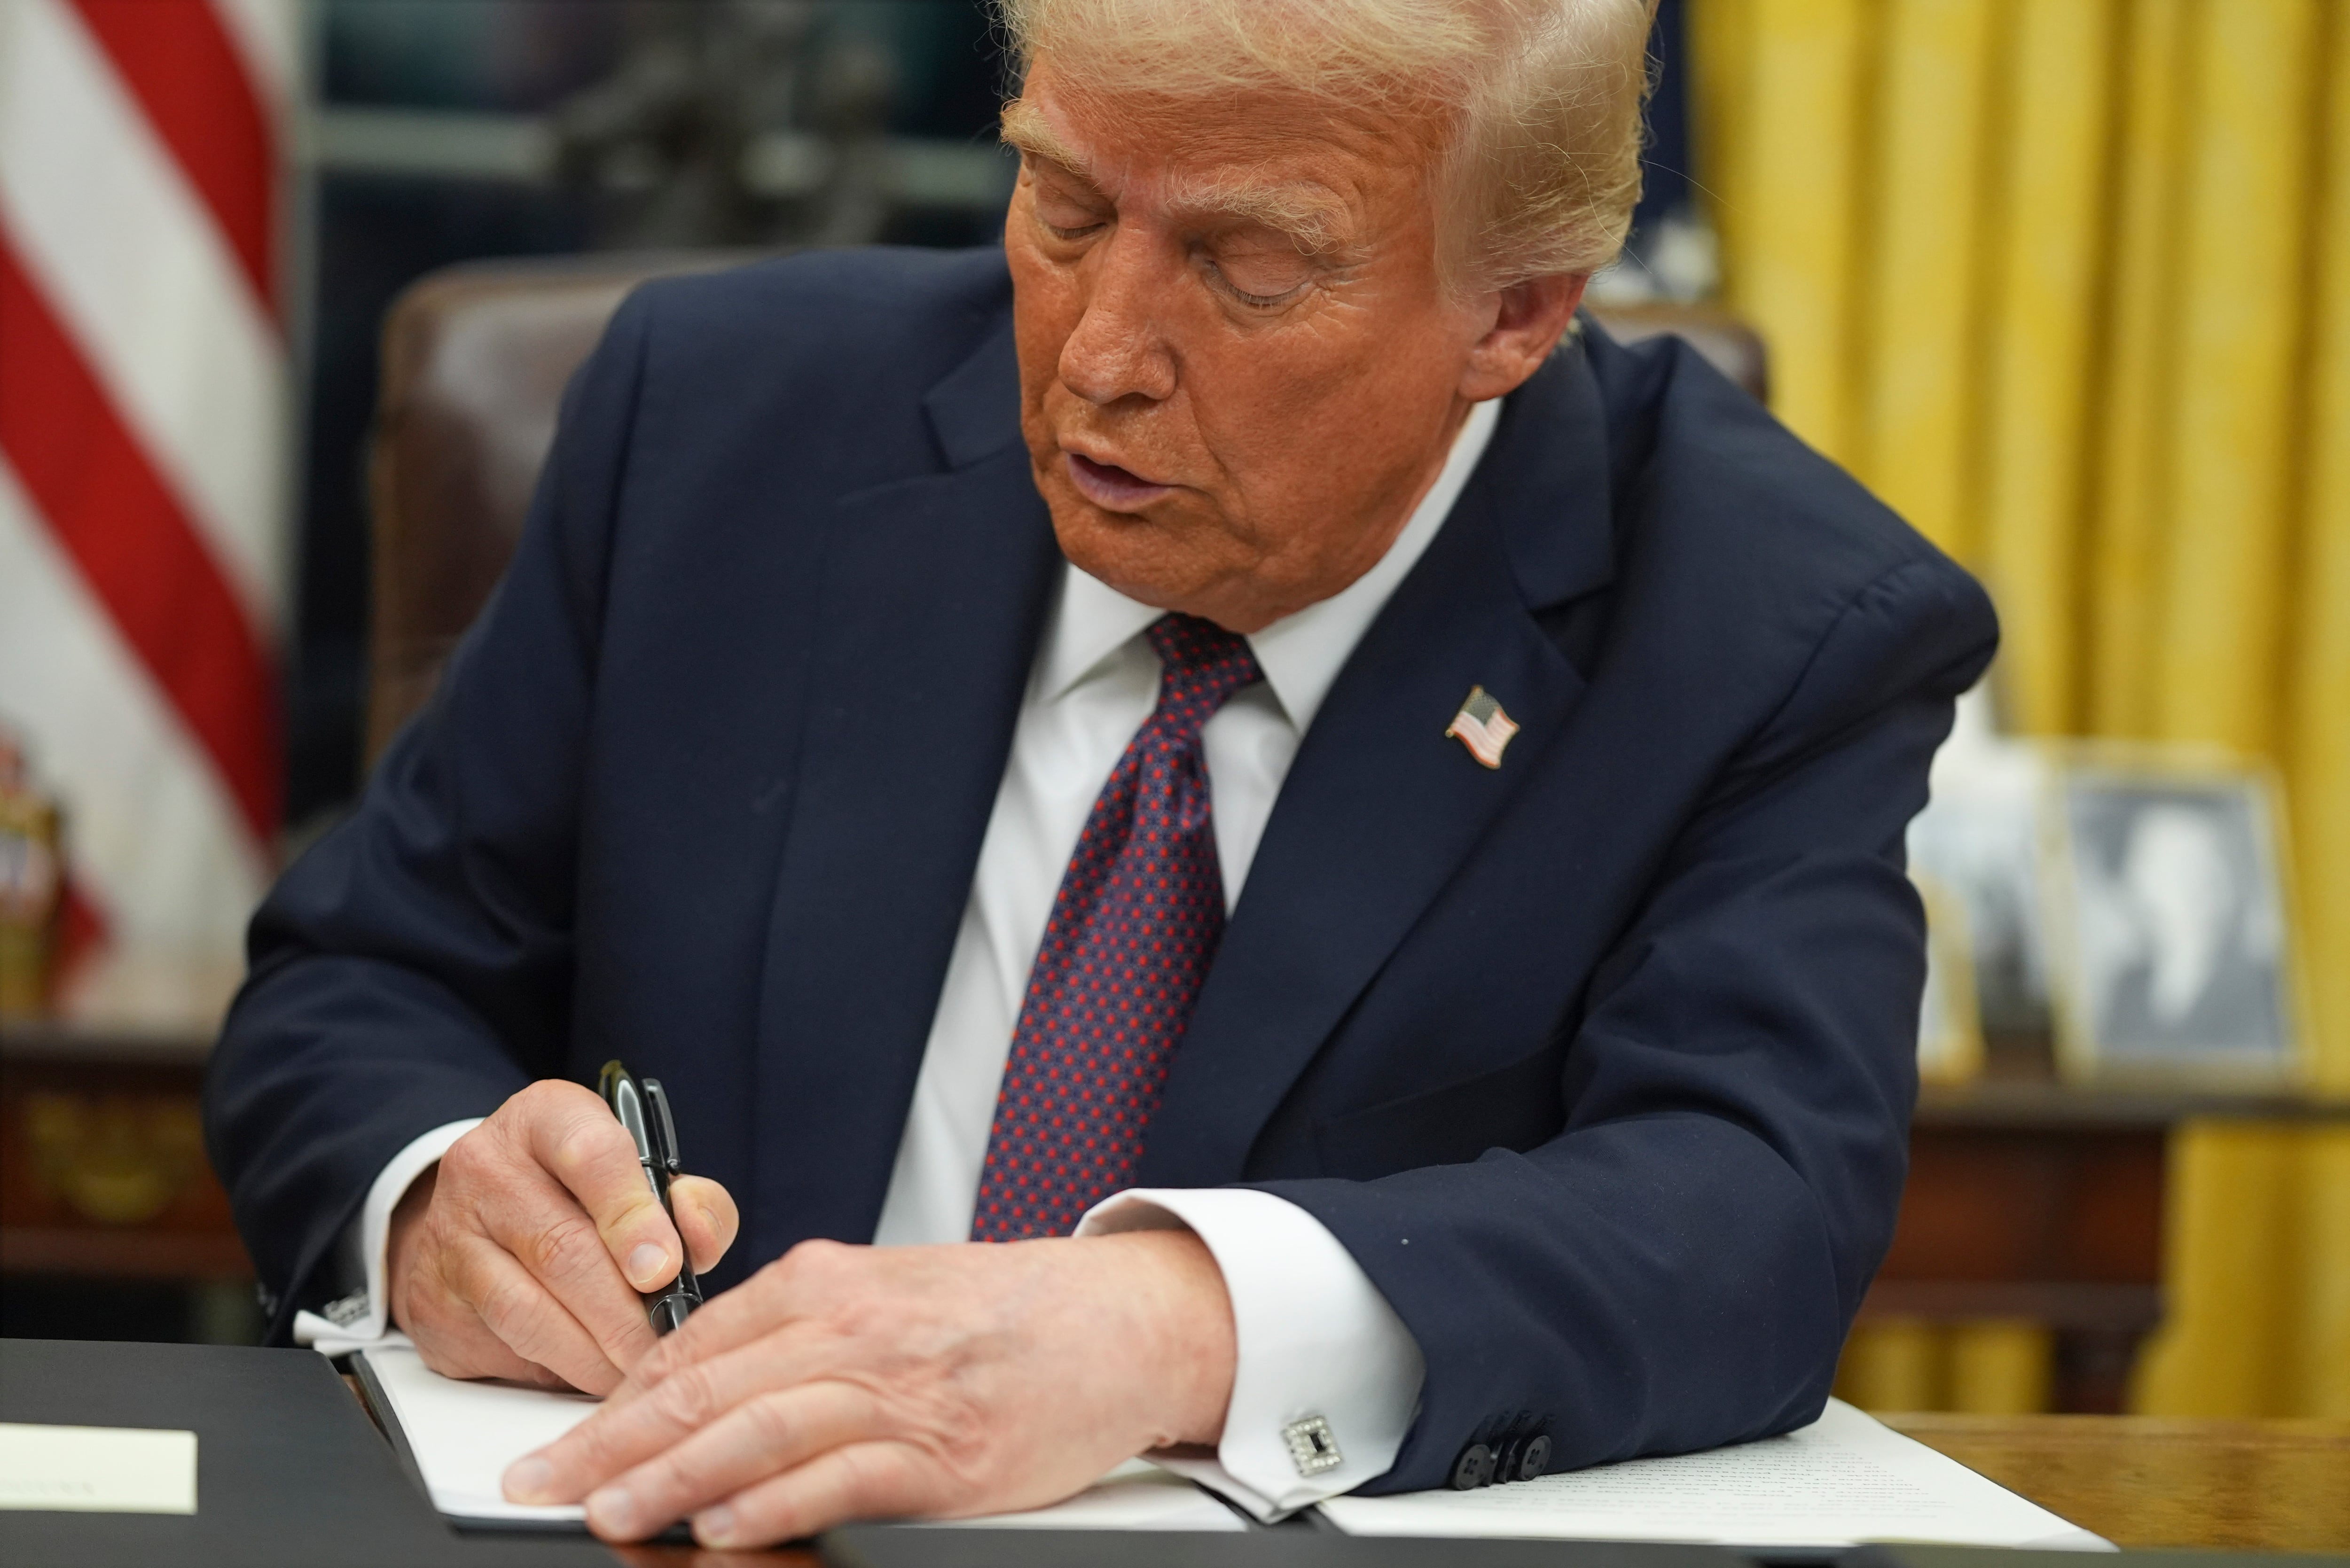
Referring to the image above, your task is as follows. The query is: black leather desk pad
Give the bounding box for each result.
[824,1526,1750,1568]
[1846,1549,2349,1568]
[0,1338,614,1568]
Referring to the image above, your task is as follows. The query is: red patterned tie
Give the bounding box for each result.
[970,613,1264,1240]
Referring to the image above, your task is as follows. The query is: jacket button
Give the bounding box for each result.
[1495,1436,1526,1482]
[1516,1434,1552,1481]
[1449,1443,1494,1490]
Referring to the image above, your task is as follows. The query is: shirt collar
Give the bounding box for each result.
[1035,396,1502,732]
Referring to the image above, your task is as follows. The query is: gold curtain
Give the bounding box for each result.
[1689,0,2350,1414]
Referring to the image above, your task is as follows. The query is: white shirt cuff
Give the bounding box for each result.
[1076,1187,1425,1521]
[293,1118,481,1355]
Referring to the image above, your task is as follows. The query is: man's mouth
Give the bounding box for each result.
[1065,451,1175,511]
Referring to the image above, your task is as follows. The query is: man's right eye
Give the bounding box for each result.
[1034,198,1105,241]
[1025,170,1107,239]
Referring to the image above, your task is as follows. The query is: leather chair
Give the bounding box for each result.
[363,254,1768,764]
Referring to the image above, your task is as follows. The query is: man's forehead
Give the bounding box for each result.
[1002,88,1394,242]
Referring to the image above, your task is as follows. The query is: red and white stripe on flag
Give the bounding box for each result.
[0,0,299,1021]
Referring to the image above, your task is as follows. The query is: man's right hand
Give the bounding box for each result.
[389,1079,740,1395]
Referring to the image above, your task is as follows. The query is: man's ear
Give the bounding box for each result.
[1459,273,1589,402]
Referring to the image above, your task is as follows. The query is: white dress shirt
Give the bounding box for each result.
[300,397,1502,1521]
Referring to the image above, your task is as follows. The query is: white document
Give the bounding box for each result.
[1316,1400,2112,1552]
[0,1422,198,1515]
[358,1343,599,1526]
[352,1344,1240,1532]
[921,1458,1246,1532]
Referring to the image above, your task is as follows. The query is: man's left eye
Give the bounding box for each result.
[1223,280,1295,309]
[1206,257,1309,310]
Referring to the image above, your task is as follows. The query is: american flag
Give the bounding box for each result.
[1445,685,1519,769]
[0,0,297,1020]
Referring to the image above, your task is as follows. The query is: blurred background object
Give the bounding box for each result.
[0,0,293,1037]
[1688,0,2347,1423]
[292,0,1019,839]
[0,0,304,1350]
[0,0,2341,1429]
[1690,0,2347,1092]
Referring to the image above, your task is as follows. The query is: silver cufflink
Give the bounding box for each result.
[1283,1414,1344,1477]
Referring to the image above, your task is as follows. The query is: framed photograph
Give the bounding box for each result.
[1914,872,1984,1085]
[2041,748,2302,1088]
[1906,688,2052,1036]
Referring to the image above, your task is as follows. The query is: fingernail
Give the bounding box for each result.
[502,1456,552,1501]
[627,1242,669,1286]
[696,1503,737,1547]
[588,1485,636,1536]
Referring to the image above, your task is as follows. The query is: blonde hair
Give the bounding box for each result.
[993,0,1656,291]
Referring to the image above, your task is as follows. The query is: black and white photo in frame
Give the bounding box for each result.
[2043,751,2302,1087]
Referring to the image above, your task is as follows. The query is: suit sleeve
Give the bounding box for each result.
[202,291,655,1343]
[1260,552,1997,1490]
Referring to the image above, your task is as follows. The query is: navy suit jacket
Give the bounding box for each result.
[205,247,1996,1492]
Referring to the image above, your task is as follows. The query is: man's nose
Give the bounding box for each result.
[1058,230,1177,406]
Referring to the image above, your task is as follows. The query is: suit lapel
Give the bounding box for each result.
[1138,343,1618,1186]
[748,328,1060,1259]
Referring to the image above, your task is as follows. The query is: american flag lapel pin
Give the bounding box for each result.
[1445,685,1519,768]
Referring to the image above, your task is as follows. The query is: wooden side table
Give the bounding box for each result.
[0,1021,250,1288]
[1864,1078,2344,1412]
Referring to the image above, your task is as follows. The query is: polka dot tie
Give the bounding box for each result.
[970,613,1264,1240]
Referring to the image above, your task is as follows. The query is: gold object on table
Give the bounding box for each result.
[0,731,65,1021]
[22,1092,206,1227]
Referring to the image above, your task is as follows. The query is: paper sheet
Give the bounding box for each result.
[1316,1399,2111,1551]
[359,1344,599,1526]
[0,1421,198,1514]
[919,1458,1246,1531]
[354,1347,1241,1532]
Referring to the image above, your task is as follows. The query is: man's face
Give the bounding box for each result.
[1004,64,1507,632]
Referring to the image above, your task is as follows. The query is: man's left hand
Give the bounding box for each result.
[501,1229,1237,1547]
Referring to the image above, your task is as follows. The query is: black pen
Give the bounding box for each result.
[598,1059,705,1334]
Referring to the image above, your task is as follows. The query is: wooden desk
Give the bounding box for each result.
[1883,1413,2350,1552]
[583,1415,2350,1564]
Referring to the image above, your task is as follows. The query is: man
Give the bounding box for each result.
[206,0,1996,1551]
